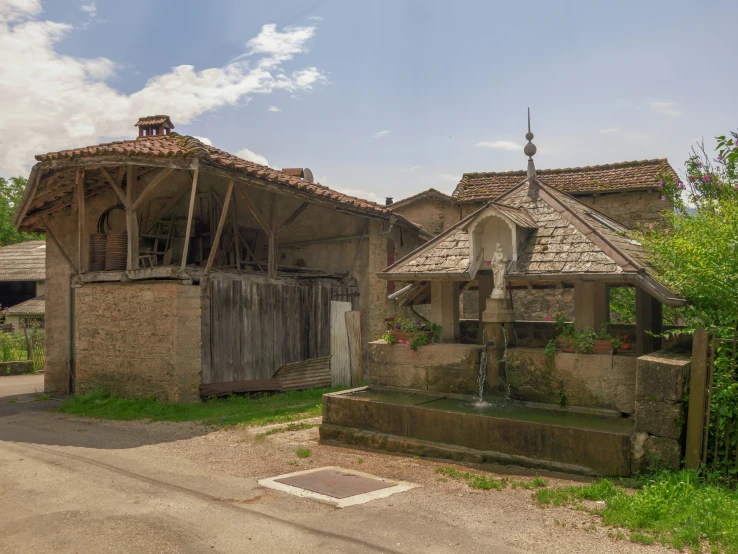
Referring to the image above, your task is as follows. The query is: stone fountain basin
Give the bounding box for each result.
[320,387,635,477]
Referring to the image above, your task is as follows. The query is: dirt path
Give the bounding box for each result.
[0,406,666,553]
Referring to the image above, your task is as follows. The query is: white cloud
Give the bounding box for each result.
[79,1,96,17]
[600,127,619,134]
[308,16,323,21]
[192,136,212,146]
[649,101,681,118]
[0,9,325,175]
[396,165,422,173]
[475,140,521,151]
[371,130,390,139]
[267,105,281,112]
[235,148,269,167]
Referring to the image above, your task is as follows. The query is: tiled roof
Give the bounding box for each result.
[31,134,398,220]
[453,159,677,202]
[390,188,454,210]
[0,240,45,281]
[5,295,45,315]
[380,177,683,305]
[134,115,172,127]
[388,229,470,276]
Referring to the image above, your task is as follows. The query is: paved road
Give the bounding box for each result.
[0,407,525,554]
[0,373,44,398]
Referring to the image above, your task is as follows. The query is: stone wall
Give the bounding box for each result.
[504,348,637,413]
[0,361,34,376]
[632,350,691,472]
[367,341,484,395]
[575,190,671,229]
[75,281,201,402]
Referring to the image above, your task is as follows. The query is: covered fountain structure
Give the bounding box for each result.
[320,119,691,476]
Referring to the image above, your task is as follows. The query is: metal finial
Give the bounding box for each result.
[524,108,537,179]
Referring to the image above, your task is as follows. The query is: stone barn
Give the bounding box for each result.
[13,116,427,401]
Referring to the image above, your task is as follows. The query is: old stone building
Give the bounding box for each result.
[391,159,678,321]
[13,116,427,401]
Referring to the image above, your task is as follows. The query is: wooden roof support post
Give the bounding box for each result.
[180,169,199,271]
[230,194,241,271]
[126,165,139,270]
[100,167,129,208]
[205,180,233,274]
[268,196,278,279]
[132,168,175,212]
[75,168,86,273]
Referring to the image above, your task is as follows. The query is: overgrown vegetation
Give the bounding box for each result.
[60,387,343,427]
[0,176,44,246]
[535,470,738,553]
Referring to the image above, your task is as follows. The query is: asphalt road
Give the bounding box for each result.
[0,405,526,554]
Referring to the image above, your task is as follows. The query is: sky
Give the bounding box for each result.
[1,0,736,204]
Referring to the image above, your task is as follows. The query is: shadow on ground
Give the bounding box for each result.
[0,394,211,450]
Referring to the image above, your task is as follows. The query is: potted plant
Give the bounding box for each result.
[553,313,576,352]
[384,316,441,352]
[592,325,615,355]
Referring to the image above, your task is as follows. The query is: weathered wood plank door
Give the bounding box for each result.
[202,277,333,386]
[330,301,352,386]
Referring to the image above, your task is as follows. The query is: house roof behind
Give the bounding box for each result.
[0,240,45,281]
[390,188,454,210]
[4,295,45,315]
[19,133,419,232]
[453,159,677,202]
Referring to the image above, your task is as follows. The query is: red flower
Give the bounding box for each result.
[622,344,630,350]
[622,335,628,340]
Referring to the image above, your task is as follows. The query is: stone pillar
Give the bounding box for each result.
[574,281,608,332]
[430,281,460,343]
[636,288,663,355]
[481,293,515,390]
[477,274,492,329]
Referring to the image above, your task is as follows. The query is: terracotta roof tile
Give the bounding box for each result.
[134,115,173,127]
[33,134,398,221]
[453,159,677,202]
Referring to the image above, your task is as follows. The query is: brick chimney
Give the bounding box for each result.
[385,197,393,206]
[135,115,174,138]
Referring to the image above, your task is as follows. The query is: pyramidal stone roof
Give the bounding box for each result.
[453,159,678,202]
[380,177,683,306]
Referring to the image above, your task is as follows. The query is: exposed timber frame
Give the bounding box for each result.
[205,180,234,275]
[126,165,139,270]
[75,168,86,273]
[180,168,200,272]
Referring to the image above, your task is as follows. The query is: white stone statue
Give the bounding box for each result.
[491,243,507,298]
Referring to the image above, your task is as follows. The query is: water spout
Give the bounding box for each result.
[475,337,496,407]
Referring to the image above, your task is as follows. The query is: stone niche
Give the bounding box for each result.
[367,341,485,395]
[504,347,637,414]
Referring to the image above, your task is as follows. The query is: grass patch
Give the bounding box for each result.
[255,422,318,439]
[535,470,738,552]
[59,387,343,427]
[295,448,311,458]
[34,392,52,401]
[435,467,549,492]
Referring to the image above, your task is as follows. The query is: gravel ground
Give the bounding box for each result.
[0,406,674,553]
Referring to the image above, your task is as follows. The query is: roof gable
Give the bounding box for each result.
[453,159,677,202]
[390,188,454,210]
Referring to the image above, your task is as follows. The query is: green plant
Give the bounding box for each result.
[34,393,51,401]
[543,339,556,358]
[380,331,397,344]
[385,315,442,352]
[557,381,567,407]
[295,448,311,458]
[553,312,574,338]
[572,326,594,354]
[435,467,508,491]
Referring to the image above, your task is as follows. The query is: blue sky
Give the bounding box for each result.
[2,0,736,203]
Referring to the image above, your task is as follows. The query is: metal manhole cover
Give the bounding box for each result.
[274,469,395,499]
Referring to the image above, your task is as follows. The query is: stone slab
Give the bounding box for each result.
[635,399,684,440]
[636,350,691,402]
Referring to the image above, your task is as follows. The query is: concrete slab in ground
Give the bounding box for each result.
[0,373,44,398]
[261,466,417,507]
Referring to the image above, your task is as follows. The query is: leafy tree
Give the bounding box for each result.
[642,131,738,329]
[0,176,44,246]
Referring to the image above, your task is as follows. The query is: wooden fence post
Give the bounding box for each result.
[685,327,709,469]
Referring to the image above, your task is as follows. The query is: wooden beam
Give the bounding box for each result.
[126,166,139,270]
[231,194,241,270]
[205,181,234,274]
[100,167,129,208]
[14,169,42,228]
[180,169,199,271]
[131,168,175,212]
[76,169,86,273]
[636,288,662,354]
[142,185,190,236]
[276,202,309,236]
[685,327,709,469]
[268,196,278,279]
[42,216,78,275]
[233,182,272,237]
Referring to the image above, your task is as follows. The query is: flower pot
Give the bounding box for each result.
[390,331,434,344]
[592,339,614,355]
[556,338,576,353]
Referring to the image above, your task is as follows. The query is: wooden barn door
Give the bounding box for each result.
[201,277,333,389]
